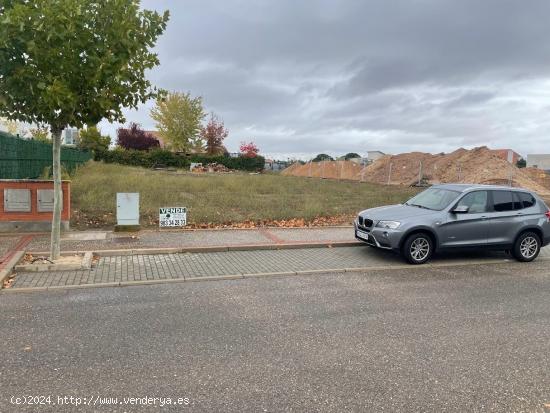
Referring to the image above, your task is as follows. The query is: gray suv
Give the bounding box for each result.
[355,184,550,264]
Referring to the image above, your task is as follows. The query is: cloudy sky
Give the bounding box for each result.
[100,0,550,160]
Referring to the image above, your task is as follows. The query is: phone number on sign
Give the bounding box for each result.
[159,219,186,227]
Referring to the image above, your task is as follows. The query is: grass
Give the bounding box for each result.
[70,162,419,229]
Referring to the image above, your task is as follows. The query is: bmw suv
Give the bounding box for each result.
[355,184,550,264]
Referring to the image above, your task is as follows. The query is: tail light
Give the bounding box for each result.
[546,211,550,220]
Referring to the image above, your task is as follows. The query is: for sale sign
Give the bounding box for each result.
[159,207,187,228]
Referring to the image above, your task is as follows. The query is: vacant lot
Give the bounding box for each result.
[70,162,418,229]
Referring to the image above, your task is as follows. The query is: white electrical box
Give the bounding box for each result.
[4,189,31,212]
[116,193,140,226]
[37,189,63,212]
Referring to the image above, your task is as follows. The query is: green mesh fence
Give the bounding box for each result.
[0,131,91,179]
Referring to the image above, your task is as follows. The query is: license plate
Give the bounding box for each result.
[356,229,370,241]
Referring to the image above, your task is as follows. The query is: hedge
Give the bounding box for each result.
[94,148,265,171]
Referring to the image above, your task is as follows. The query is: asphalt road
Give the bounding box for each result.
[1,262,550,412]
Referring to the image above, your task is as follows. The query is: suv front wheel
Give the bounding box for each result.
[513,232,541,262]
[402,233,434,265]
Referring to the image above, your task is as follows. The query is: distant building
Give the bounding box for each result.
[145,130,166,148]
[62,128,79,145]
[527,154,550,171]
[265,159,290,171]
[366,150,386,163]
[491,149,522,164]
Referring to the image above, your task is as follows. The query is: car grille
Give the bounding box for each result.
[358,216,373,228]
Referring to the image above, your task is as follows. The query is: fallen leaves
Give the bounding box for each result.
[171,215,355,230]
[72,207,356,230]
[2,274,15,289]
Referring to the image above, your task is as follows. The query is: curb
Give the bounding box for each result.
[1,256,531,294]
[0,250,25,286]
[13,251,95,273]
[117,225,356,234]
[28,241,363,257]
[0,226,356,238]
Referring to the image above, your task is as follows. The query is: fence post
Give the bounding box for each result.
[387,162,393,185]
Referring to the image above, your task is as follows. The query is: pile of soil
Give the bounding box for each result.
[282,147,550,196]
[281,160,365,180]
[364,147,550,195]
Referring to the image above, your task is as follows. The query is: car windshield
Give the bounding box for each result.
[405,187,460,211]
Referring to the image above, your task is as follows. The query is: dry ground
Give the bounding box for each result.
[70,162,419,229]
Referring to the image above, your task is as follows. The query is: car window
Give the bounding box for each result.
[512,192,523,210]
[492,191,514,212]
[518,192,536,209]
[405,188,460,211]
[456,191,488,213]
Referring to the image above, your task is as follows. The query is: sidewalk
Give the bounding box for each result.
[7,246,529,292]
[23,226,357,253]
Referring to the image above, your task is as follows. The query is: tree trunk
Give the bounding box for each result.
[50,128,63,260]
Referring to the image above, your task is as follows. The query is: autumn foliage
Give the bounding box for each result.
[239,141,259,158]
[201,113,229,155]
[117,123,159,151]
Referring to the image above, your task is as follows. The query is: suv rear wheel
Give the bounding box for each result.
[513,232,541,262]
[402,233,433,265]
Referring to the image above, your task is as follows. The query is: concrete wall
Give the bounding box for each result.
[492,149,521,164]
[527,154,550,170]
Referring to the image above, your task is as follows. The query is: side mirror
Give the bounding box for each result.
[452,205,469,214]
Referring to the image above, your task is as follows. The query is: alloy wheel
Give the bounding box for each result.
[410,237,430,261]
[520,236,538,259]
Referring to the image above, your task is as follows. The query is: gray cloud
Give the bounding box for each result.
[100,0,550,159]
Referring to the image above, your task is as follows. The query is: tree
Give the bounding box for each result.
[312,154,334,162]
[344,152,361,160]
[0,0,169,260]
[516,158,527,168]
[201,113,229,155]
[0,117,21,135]
[150,92,205,153]
[29,124,51,142]
[79,126,111,152]
[240,141,259,158]
[117,123,159,151]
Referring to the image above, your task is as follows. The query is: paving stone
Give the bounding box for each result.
[0,236,22,260]
[9,245,545,290]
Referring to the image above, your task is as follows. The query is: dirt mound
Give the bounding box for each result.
[281,160,364,180]
[281,147,550,196]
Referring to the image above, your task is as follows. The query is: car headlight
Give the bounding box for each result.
[376,220,401,229]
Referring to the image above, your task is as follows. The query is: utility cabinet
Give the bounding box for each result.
[37,189,63,212]
[0,180,71,232]
[3,189,31,212]
[116,193,140,226]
